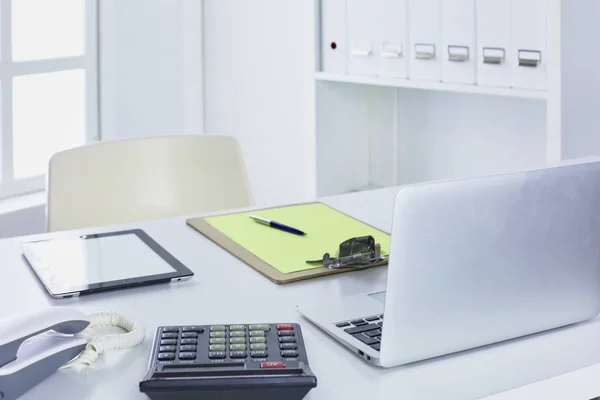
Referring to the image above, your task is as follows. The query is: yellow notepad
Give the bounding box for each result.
[202,203,390,274]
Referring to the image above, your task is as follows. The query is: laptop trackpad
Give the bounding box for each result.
[368,291,386,304]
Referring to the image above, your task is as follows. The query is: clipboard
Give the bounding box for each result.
[185,202,390,284]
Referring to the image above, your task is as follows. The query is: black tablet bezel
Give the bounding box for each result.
[22,229,194,298]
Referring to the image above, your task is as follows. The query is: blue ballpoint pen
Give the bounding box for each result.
[249,215,306,236]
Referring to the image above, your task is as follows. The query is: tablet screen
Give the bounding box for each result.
[21,231,184,295]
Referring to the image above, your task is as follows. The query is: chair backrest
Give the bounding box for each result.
[47,134,253,232]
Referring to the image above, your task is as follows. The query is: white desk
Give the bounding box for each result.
[2,188,600,400]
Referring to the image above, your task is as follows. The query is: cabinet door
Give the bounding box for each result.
[347,0,378,76]
[378,0,408,79]
[511,0,547,90]
[320,0,347,74]
[441,0,475,84]
[408,0,442,81]
[476,0,511,87]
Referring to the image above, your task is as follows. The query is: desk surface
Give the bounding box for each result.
[2,187,600,400]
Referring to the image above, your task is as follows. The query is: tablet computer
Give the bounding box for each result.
[20,229,194,298]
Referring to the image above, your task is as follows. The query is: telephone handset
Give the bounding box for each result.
[0,307,144,400]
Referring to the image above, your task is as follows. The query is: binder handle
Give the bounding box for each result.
[483,47,505,64]
[381,43,403,59]
[352,49,371,57]
[351,41,372,57]
[448,45,469,62]
[518,50,542,67]
[415,43,436,60]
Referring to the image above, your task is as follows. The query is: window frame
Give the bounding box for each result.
[0,0,99,199]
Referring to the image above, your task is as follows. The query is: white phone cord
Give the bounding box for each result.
[63,312,145,371]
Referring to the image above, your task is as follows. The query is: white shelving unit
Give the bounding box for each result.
[314,0,600,197]
[315,72,548,100]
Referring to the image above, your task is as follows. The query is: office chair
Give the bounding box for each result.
[46,134,253,232]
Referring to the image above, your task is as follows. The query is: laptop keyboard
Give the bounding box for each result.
[335,314,383,351]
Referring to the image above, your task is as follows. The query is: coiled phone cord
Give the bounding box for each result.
[63,312,145,370]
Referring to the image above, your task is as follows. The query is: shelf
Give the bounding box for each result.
[315,72,548,101]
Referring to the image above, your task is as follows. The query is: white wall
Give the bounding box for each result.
[100,0,203,141]
[203,0,317,205]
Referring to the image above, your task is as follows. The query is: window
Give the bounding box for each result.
[0,0,98,199]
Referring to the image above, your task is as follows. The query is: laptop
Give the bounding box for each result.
[297,160,600,368]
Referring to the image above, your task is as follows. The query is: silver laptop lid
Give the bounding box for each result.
[381,161,600,367]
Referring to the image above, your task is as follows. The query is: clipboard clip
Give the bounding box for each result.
[306,235,387,269]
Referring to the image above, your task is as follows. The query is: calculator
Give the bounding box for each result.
[139,323,317,400]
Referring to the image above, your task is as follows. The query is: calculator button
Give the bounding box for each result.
[210,338,226,344]
[278,336,296,343]
[377,322,383,327]
[158,353,175,361]
[181,338,198,345]
[162,327,179,333]
[249,337,266,344]
[209,352,227,359]
[335,322,351,328]
[281,350,299,358]
[249,331,265,337]
[251,350,268,358]
[230,344,247,351]
[261,361,285,369]
[230,331,246,338]
[229,351,248,359]
[178,352,196,360]
[277,324,294,331]
[370,343,381,351]
[181,332,198,339]
[159,345,176,352]
[180,345,197,352]
[365,316,379,322]
[280,343,297,350]
[229,337,246,344]
[209,344,226,352]
[210,332,226,338]
[210,325,226,332]
[350,319,367,326]
[250,343,267,351]
[229,325,246,331]
[249,324,271,331]
[160,339,177,346]
[277,330,295,337]
[161,332,178,339]
[182,326,205,333]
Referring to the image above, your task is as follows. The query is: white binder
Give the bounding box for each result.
[476,0,512,87]
[347,0,378,76]
[408,0,442,81]
[378,0,408,79]
[511,0,547,90]
[441,0,476,84]
[320,0,348,74]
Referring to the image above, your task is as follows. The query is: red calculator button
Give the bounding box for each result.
[261,361,285,369]
[277,324,294,331]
